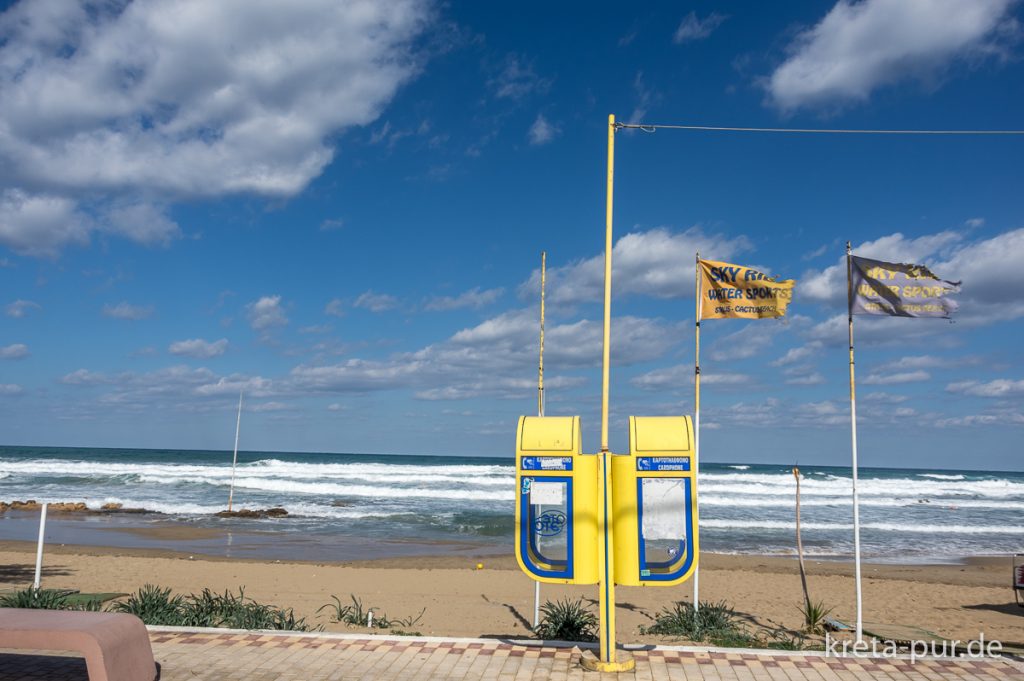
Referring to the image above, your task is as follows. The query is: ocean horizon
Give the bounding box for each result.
[2,444,1023,563]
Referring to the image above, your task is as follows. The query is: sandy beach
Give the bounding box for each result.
[2,537,1020,648]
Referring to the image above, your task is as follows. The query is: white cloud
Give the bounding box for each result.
[786,372,826,386]
[946,378,1024,397]
[5,299,40,318]
[488,54,551,100]
[632,364,750,390]
[425,287,504,311]
[61,369,110,386]
[0,383,23,395]
[102,302,153,320]
[104,202,181,247]
[246,295,288,330]
[771,341,823,366]
[194,375,275,397]
[324,299,345,317]
[628,71,658,123]
[354,291,399,312]
[248,401,292,412]
[934,227,1024,321]
[519,226,750,305]
[673,12,728,43]
[875,354,981,372]
[528,115,560,145]
[169,338,229,359]
[320,218,345,232]
[766,0,1017,112]
[0,189,89,257]
[0,343,29,359]
[0,0,430,254]
[288,309,680,400]
[862,370,931,385]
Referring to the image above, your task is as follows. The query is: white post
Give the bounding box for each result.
[846,241,864,643]
[227,391,243,511]
[33,503,48,590]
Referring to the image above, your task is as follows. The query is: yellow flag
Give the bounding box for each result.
[699,259,795,320]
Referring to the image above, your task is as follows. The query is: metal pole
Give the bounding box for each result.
[228,391,243,511]
[33,503,48,590]
[538,251,546,418]
[846,241,864,643]
[693,252,702,612]
[534,250,546,629]
[595,113,627,670]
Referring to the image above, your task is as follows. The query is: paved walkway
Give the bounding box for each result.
[1,629,1021,680]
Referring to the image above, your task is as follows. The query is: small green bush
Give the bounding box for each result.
[534,598,598,642]
[111,584,315,631]
[641,600,736,640]
[111,585,185,625]
[642,599,809,650]
[798,599,834,635]
[0,588,71,609]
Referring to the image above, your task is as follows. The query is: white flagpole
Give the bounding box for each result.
[846,241,864,642]
[227,391,243,512]
[33,503,48,590]
[693,252,702,612]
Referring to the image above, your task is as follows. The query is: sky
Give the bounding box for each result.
[1,0,1023,470]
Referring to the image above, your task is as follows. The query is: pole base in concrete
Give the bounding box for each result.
[580,649,635,672]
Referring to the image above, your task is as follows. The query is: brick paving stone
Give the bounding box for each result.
[3,631,1023,680]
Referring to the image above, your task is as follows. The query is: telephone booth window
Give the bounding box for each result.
[636,477,693,581]
[519,476,573,579]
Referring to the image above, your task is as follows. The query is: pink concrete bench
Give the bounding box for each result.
[0,608,157,681]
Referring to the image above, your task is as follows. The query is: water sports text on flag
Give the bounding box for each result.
[850,256,960,318]
[699,259,795,320]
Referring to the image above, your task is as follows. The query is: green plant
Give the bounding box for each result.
[111,585,185,625]
[641,600,736,640]
[798,599,834,635]
[533,598,598,642]
[111,585,316,631]
[0,588,72,609]
[318,594,424,631]
[319,594,372,626]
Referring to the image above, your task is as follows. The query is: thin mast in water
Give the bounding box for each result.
[227,391,243,512]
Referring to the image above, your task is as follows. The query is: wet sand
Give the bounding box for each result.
[1,538,1020,647]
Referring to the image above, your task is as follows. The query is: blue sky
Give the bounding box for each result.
[1,0,1023,470]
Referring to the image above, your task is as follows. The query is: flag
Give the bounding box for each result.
[850,256,960,318]
[699,259,795,320]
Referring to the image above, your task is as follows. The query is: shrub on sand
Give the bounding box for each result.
[534,597,598,642]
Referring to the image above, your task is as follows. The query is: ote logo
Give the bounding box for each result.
[534,510,566,537]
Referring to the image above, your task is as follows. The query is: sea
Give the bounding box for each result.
[1,445,1022,563]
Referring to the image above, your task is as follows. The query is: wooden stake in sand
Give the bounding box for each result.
[794,467,811,615]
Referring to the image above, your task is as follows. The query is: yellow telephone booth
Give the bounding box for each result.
[611,416,699,586]
[514,416,599,584]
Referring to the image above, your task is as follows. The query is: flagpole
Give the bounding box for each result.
[693,251,702,613]
[846,241,864,643]
[534,250,546,629]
